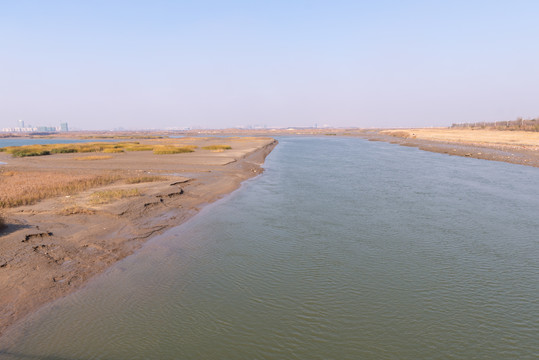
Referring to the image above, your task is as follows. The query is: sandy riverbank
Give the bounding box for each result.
[0,136,277,336]
[358,128,539,168]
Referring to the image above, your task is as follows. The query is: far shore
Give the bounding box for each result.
[356,128,539,168]
[3,127,539,169]
[0,136,277,337]
[172,127,539,168]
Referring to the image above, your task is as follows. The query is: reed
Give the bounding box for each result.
[1,142,140,157]
[125,176,167,184]
[153,145,196,154]
[0,171,123,208]
[1,141,202,157]
[90,189,141,204]
[124,145,155,151]
[103,148,124,153]
[201,145,232,150]
[58,206,96,215]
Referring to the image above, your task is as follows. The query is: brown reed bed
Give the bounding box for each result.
[1,141,201,157]
[0,143,133,157]
[89,189,141,204]
[58,206,97,216]
[0,170,124,208]
[201,145,232,151]
[125,175,168,184]
[153,145,196,154]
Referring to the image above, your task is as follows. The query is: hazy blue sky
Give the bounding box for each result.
[1,0,538,130]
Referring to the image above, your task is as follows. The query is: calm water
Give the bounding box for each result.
[1,137,538,359]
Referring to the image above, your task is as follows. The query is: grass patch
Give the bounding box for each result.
[90,189,141,204]
[124,145,155,152]
[0,172,123,208]
[1,142,141,157]
[153,145,196,154]
[1,141,205,157]
[4,145,51,157]
[201,145,232,151]
[59,206,96,215]
[75,156,113,161]
[125,176,167,184]
[103,148,124,153]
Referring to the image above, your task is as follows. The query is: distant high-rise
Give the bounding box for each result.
[60,122,69,132]
[17,120,24,128]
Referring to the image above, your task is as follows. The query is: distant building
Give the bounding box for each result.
[36,126,56,132]
[0,121,69,133]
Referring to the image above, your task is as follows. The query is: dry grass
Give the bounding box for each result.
[74,155,113,161]
[103,148,124,153]
[153,145,196,154]
[90,189,141,204]
[1,142,139,157]
[125,176,167,184]
[0,171,123,208]
[0,215,5,229]
[1,141,204,157]
[382,130,415,139]
[382,129,539,147]
[201,145,232,151]
[124,145,155,152]
[58,206,96,215]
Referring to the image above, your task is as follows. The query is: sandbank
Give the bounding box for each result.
[359,128,539,168]
[0,136,277,336]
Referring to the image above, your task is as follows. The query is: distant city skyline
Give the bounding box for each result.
[1,120,68,133]
[1,1,539,130]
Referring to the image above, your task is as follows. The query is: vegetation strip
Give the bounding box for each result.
[125,176,168,184]
[201,145,232,150]
[0,142,200,157]
[0,172,123,208]
[153,145,196,154]
[90,189,141,204]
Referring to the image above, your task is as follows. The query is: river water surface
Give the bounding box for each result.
[1,137,538,359]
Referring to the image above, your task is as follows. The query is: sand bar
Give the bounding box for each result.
[0,136,277,336]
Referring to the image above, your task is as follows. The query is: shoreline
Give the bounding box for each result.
[0,137,277,337]
[2,127,539,169]
[355,129,539,168]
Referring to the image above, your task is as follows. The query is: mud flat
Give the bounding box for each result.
[0,136,277,336]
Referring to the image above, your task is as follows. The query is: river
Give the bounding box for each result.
[0,137,537,359]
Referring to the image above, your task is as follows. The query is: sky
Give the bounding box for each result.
[1,0,539,130]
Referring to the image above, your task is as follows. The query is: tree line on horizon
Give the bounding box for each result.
[451,117,539,131]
